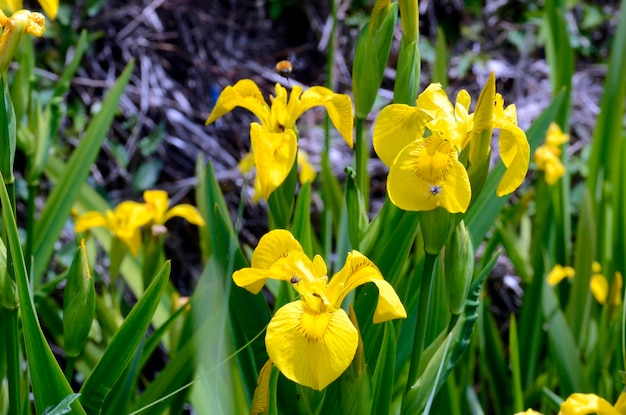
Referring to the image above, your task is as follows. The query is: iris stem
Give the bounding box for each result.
[404,252,438,394]
[355,117,369,208]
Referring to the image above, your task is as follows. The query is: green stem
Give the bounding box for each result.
[404,252,438,393]
[25,182,36,277]
[355,117,369,208]
[3,180,21,415]
[64,356,76,383]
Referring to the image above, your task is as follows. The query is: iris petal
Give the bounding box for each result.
[495,124,530,196]
[250,123,298,200]
[387,138,471,213]
[266,301,358,391]
[326,251,407,323]
[251,229,303,269]
[296,86,354,148]
[75,211,108,233]
[205,79,269,125]
[560,393,622,415]
[164,205,206,226]
[373,104,428,167]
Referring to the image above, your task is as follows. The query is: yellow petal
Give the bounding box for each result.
[238,152,256,174]
[546,264,575,286]
[74,211,108,233]
[613,393,626,413]
[250,360,273,415]
[416,83,455,119]
[546,122,569,147]
[590,274,609,305]
[251,229,303,269]
[250,123,297,200]
[387,137,471,213]
[373,104,428,167]
[593,261,602,274]
[326,251,406,323]
[38,0,58,19]
[143,190,170,224]
[266,301,358,390]
[205,79,269,125]
[495,124,530,196]
[119,229,143,256]
[232,268,276,295]
[294,86,354,148]
[559,393,622,415]
[164,205,206,226]
[297,150,317,184]
[515,410,543,415]
[115,201,153,229]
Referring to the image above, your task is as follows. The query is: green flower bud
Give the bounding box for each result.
[419,207,457,256]
[394,0,420,104]
[63,239,96,357]
[352,0,397,119]
[444,221,474,314]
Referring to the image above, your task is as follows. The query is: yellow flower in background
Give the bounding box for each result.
[3,0,56,19]
[372,73,529,213]
[515,410,543,415]
[590,261,623,307]
[239,149,317,204]
[547,264,575,286]
[75,201,152,256]
[233,229,406,390]
[142,190,205,227]
[535,123,569,185]
[206,80,353,200]
[559,392,626,415]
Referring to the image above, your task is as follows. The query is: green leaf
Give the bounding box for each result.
[292,181,313,257]
[345,167,368,250]
[79,261,171,413]
[33,60,135,281]
[0,78,16,183]
[43,394,82,415]
[0,173,87,414]
[371,322,396,415]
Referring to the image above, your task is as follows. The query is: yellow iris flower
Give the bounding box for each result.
[233,229,406,390]
[373,73,529,213]
[142,190,205,227]
[3,0,57,19]
[75,201,152,256]
[206,80,353,200]
[239,149,317,203]
[534,123,569,185]
[559,393,626,415]
[590,261,622,307]
[546,264,575,286]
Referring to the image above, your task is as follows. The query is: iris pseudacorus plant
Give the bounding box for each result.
[233,229,406,390]
[534,122,569,185]
[205,80,353,200]
[373,72,529,213]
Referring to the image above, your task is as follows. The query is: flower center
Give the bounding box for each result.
[407,134,456,184]
[299,308,332,342]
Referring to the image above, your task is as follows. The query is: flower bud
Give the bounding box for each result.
[352,0,397,119]
[63,240,96,357]
[444,221,474,314]
[419,207,457,256]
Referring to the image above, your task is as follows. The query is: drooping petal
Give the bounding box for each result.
[143,190,170,225]
[373,104,428,167]
[250,229,303,269]
[295,86,354,148]
[546,264,575,286]
[205,79,269,126]
[250,360,273,415]
[75,211,108,233]
[387,136,471,213]
[326,251,406,323]
[559,393,622,415]
[250,122,298,200]
[266,301,358,390]
[495,123,530,196]
[233,268,279,294]
[163,205,206,226]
